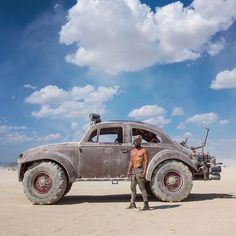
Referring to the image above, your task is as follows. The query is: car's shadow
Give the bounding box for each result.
[57,192,235,206]
[59,194,142,205]
[184,193,236,202]
[58,194,181,210]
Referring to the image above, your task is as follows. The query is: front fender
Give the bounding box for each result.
[18,151,78,182]
[146,149,198,181]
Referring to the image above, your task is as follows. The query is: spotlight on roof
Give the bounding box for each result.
[89,113,101,125]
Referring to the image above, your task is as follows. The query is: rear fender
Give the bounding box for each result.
[146,149,198,181]
[19,151,78,182]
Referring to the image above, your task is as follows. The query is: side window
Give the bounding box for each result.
[132,128,160,144]
[87,129,98,142]
[99,127,123,143]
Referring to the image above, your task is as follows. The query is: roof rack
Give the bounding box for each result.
[89,113,101,125]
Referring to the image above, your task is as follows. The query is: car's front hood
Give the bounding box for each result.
[174,141,193,158]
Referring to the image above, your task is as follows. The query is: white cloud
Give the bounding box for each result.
[24,84,37,90]
[84,86,120,103]
[177,122,186,130]
[128,105,166,118]
[128,105,170,127]
[208,139,236,165]
[0,122,64,145]
[143,117,171,127]
[186,112,219,125]
[172,107,184,116]
[26,85,68,105]
[26,85,119,119]
[54,3,59,10]
[60,0,236,74]
[1,134,32,144]
[71,122,79,130]
[70,121,90,140]
[36,133,61,142]
[0,125,26,134]
[0,124,32,144]
[219,119,230,125]
[207,38,225,56]
[210,67,236,89]
[184,132,192,137]
[178,112,230,129]
[31,102,102,119]
[71,85,94,101]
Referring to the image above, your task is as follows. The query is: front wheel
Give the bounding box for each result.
[23,162,67,205]
[150,160,193,202]
[63,182,73,196]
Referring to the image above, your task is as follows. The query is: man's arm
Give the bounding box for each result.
[127,152,134,178]
[142,148,149,178]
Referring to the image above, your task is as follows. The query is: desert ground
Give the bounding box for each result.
[0,166,235,236]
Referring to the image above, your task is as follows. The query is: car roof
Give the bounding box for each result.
[86,120,175,144]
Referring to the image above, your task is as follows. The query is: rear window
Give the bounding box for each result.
[132,128,160,143]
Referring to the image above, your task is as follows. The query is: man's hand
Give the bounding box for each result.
[141,172,146,179]
[127,171,131,178]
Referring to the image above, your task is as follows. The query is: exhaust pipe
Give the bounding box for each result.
[210,165,221,173]
[209,164,221,180]
[209,173,221,180]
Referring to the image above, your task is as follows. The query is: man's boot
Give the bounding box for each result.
[139,201,150,211]
[126,201,136,209]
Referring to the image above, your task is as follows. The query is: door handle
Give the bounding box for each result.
[121,149,129,154]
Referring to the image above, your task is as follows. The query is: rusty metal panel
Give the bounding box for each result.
[79,143,129,178]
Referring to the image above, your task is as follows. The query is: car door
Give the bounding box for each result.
[79,124,130,178]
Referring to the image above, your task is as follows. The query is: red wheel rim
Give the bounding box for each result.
[162,171,183,192]
[33,172,52,194]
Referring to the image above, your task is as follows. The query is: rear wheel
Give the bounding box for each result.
[151,160,193,202]
[23,162,67,205]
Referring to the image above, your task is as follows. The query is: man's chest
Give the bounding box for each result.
[132,150,144,161]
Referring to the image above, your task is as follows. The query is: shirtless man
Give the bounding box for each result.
[127,135,150,210]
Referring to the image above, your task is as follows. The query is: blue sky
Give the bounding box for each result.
[0,0,236,164]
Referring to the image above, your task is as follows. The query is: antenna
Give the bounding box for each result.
[202,128,209,147]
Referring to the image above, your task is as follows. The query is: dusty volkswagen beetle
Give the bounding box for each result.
[18,114,222,204]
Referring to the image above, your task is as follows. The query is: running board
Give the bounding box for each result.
[75,177,130,182]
